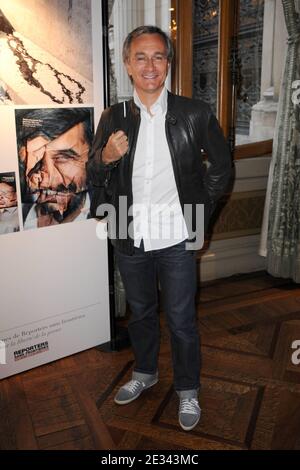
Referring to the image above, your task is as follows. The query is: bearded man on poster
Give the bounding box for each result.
[16,108,93,229]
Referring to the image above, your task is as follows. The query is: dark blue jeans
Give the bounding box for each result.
[115,239,201,391]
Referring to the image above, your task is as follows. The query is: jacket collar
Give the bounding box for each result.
[128,90,177,124]
[166,91,177,125]
[133,86,168,115]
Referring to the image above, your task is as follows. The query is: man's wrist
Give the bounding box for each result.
[101,148,121,169]
[102,147,118,165]
[101,147,111,164]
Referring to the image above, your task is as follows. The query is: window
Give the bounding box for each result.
[193,0,219,115]
[172,0,287,159]
[236,0,265,144]
[105,0,172,106]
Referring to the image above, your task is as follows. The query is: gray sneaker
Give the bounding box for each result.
[114,372,158,405]
[178,390,201,431]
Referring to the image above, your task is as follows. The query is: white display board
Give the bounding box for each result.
[0,0,110,379]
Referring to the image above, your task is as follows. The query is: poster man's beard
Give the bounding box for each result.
[37,191,86,223]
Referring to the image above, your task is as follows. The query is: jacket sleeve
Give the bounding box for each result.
[86,108,120,189]
[201,112,232,205]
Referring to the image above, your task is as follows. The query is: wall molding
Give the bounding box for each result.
[198,234,266,282]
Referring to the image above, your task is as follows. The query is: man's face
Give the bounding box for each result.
[20,122,89,217]
[0,183,17,209]
[125,33,170,100]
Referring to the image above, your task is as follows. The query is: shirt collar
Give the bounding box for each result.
[133,86,168,116]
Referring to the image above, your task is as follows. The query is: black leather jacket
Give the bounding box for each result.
[87,91,232,254]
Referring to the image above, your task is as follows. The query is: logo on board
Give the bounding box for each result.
[13,342,49,361]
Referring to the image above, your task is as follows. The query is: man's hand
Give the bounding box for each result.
[102,130,129,164]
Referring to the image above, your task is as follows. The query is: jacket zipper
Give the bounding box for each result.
[126,109,141,252]
[165,119,184,211]
[128,114,141,192]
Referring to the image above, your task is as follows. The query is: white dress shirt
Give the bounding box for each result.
[132,86,188,251]
[0,206,19,234]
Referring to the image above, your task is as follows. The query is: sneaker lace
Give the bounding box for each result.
[123,380,143,393]
[180,398,200,415]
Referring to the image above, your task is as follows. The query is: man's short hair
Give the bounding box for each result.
[15,108,94,149]
[122,25,174,63]
[0,173,16,192]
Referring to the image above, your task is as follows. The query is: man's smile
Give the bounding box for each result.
[142,74,159,79]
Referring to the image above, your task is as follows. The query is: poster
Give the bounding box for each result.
[0,219,110,380]
[15,107,94,229]
[0,172,20,235]
[0,0,93,104]
[0,0,109,380]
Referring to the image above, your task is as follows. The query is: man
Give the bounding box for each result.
[16,108,93,229]
[88,26,231,431]
[0,176,19,235]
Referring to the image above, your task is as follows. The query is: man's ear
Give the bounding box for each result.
[124,60,133,84]
[124,59,132,77]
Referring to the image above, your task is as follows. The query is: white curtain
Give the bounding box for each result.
[259,0,300,281]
